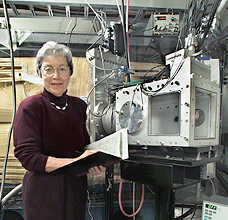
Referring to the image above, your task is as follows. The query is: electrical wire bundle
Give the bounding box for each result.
[203,26,228,69]
[216,161,228,196]
[140,52,186,97]
[196,0,222,51]
[185,0,222,51]
[84,0,133,119]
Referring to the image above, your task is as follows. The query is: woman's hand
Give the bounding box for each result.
[88,165,106,176]
[45,150,106,174]
[79,150,98,159]
[45,150,97,172]
[80,150,106,175]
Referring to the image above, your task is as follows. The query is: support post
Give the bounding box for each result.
[105,165,114,220]
[155,187,175,220]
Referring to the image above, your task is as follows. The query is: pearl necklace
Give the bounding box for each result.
[51,101,68,110]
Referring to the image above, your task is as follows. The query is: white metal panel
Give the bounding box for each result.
[116,56,221,147]
[9,17,96,33]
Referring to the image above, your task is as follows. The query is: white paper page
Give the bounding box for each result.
[85,129,128,159]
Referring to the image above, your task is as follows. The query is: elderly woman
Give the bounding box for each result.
[13,41,105,220]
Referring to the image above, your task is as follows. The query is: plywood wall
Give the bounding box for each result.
[17,57,90,98]
[0,57,90,121]
[68,57,90,97]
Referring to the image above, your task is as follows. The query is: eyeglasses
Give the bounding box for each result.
[41,65,70,76]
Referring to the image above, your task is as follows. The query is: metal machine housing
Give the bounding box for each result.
[116,50,220,147]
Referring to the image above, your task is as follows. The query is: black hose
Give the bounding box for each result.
[0,0,17,210]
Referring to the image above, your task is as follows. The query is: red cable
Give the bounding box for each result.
[118,178,145,217]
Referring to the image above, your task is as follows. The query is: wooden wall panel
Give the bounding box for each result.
[68,57,90,98]
[16,57,90,98]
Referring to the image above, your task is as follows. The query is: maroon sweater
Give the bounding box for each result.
[13,88,90,172]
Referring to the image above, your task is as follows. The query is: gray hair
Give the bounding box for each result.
[36,41,73,77]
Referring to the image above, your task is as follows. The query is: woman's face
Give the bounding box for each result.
[41,55,70,97]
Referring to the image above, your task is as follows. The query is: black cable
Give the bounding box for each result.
[216,170,228,195]
[120,0,130,79]
[189,0,198,28]
[142,64,167,83]
[197,0,221,50]
[190,210,196,220]
[174,205,198,220]
[196,0,210,32]
[141,54,186,96]
[86,69,117,117]
[0,0,17,212]
[67,7,84,48]
[86,36,103,53]
[217,161,228,177]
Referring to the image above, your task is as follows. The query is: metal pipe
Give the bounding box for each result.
[1,184,22,207]
[216,0,228,17]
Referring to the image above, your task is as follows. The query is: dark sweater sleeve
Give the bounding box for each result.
[13,97,48,172]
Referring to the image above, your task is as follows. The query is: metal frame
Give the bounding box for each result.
[86,48,126,142]
[3,0,188,10]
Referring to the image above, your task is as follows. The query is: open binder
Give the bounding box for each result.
[53,129,128,176]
